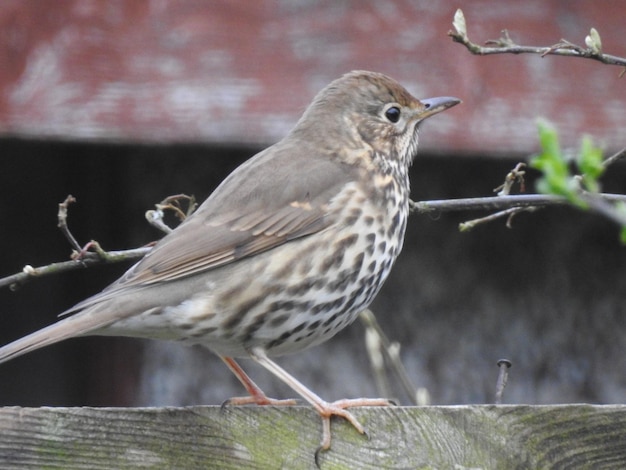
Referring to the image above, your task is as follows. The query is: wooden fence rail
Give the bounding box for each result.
[1,405,625,469]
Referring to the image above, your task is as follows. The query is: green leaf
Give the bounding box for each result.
[529,120,586,208]
[536,119,561,159]
[577,135,604,193]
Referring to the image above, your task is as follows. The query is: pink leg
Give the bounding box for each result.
[248,347,393,460]
[220,355,297,406]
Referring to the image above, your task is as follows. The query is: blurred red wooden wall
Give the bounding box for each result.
[0,0,624,154]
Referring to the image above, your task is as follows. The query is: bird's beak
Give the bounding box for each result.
[417,96,461,120]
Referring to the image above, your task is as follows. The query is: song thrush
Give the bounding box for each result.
[0,70,459,459]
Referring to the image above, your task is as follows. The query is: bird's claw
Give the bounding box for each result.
[313,397,393,466]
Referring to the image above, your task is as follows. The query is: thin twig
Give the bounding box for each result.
[493,163,526,196]
[459,206,537,232]
[363,320,392,399]
[145,209,174,234]
[0,247,150,291]
[602,147,626,168]
[146,194,197,234]
[360,309,425,405]
[57,195,82,252]
[448,9,626,70]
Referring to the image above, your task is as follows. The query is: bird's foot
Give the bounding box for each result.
[314,397,394,466]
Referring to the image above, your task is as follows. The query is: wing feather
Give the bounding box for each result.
[88,141,358,295]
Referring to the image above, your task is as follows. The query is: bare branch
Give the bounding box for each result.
[448,9,626,70]
[411,193,626,215]
[0,247,150,291]
[2,193,202,291]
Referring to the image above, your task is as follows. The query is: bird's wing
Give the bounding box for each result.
[71,142,359,311]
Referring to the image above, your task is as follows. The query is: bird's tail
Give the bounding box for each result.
[0,309,112,365]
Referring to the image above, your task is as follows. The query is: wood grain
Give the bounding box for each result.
[1,405,625,469]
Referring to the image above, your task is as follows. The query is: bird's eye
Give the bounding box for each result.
[384,106,401,123]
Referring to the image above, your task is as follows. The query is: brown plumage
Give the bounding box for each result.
[0,70,459,460]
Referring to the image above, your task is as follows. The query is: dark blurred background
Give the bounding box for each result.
[0,1,625,407]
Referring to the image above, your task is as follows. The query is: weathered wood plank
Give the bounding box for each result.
[1,405,625,469]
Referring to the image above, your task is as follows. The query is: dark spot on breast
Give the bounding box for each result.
[350,207,362,218]
[387,212,401,238]
[320,251,344,272]
[269,313,290,327]
[344,208,362,225]
[222,313,244,331]
[365,233,376,256]
[342,295,357,312]
[335,234,359,251]
[311,304,325,315]
[367,260,377,273]
[287,278,315,296]
[219,284,246,305]
[273,254,300,280]
[321,312,340,327]
[267,330,293,349]
[326,269,351,291]
[274,300,295,311]
[222,295,265,329]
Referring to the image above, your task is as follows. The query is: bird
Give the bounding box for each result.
[0,70,459,459]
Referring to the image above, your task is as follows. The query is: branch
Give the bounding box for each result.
[411,193,626,214]
[0,194,198,291]
[448,9,626,73]
[0,247,150,291]
[413,193,626,233]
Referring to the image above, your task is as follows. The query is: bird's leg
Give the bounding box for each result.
[220,355,297,406]
[248,347,393,458]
